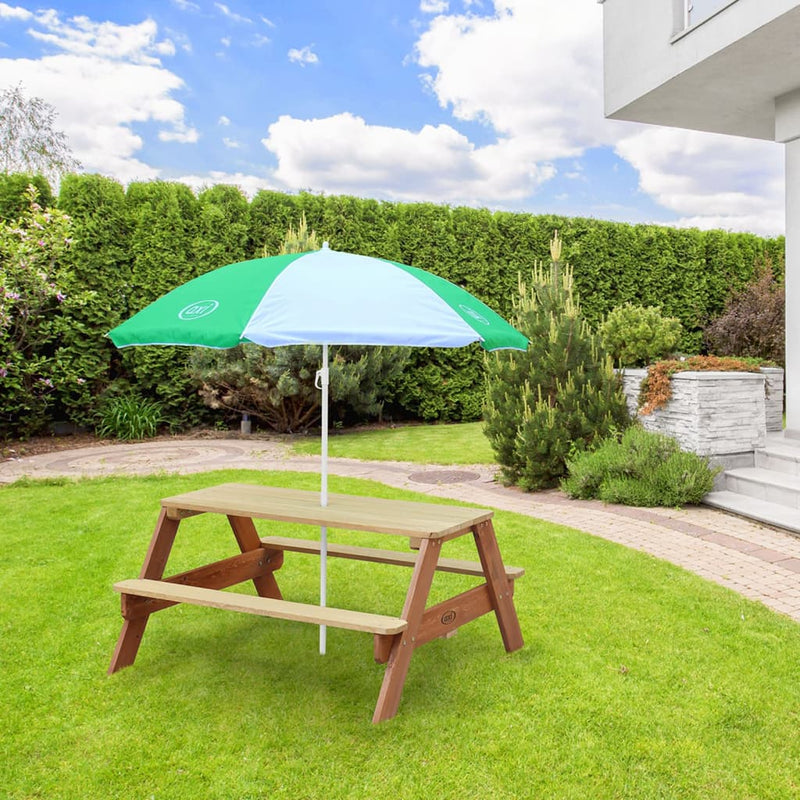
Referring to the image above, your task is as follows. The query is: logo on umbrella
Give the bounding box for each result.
[458,303,489,325]
[178,300,219,321]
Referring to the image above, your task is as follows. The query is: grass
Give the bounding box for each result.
[290,421,495,464]
[3,469,800,799]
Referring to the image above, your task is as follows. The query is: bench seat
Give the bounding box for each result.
[259,536,525,580]
[113,578,407,635]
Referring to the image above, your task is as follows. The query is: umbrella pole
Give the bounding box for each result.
[318,344,329,655]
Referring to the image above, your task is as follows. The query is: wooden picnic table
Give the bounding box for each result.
[108,482,524,723]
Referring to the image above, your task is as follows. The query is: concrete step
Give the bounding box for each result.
[703,490,800,535]
[722,467,800,509]
[755,441,800,475]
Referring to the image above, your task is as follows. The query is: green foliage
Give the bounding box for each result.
[562,425,719,507]
[600,303,683,367]
[0,184,83,436]
[55,173,132,426]
[189,343,411,433]
[0,172,787,439]
[96,394,163,440]
[122,181,204,428]
[485,239,631,491]
[704,256,785,366]
[0,172,53,222]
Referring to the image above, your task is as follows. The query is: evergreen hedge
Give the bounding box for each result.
[0,173,786,438]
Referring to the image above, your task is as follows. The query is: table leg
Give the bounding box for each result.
[372,537,442,723]
[228,515,283,600]
[473,519,524,652]
[108,509,180,674]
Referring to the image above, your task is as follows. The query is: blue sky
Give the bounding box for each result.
[0,0,785,235]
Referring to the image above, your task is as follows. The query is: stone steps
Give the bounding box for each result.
[703,434,800,533]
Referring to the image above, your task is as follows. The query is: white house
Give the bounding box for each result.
[600,0,800,435]
[600,0,800,530]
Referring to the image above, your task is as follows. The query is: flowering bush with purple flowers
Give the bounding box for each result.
[0,184,83,436]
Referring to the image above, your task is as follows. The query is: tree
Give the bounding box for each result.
[484,232,631,490]
[0,84,81,184]
[189,216,411,432]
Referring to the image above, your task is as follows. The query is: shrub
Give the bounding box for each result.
[484,232,631,491]
[189,343,410,433]
[96,394,163,440]
[704,258,784,366]
[639,354,763,415]
[600,303,682,367]
[562,426,719,507]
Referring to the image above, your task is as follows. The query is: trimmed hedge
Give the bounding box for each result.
[0,173,786,437]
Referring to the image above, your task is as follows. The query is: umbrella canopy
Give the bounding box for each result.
[108,243,528,352]
[108,243,527,654]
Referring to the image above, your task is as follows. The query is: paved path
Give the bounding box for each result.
[3,437,800,623]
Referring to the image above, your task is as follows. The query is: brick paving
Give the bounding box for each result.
[2,437,800,623]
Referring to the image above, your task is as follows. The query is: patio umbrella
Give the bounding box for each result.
[108,242,528,653]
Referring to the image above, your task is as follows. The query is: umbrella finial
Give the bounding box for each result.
[322,241,330,250]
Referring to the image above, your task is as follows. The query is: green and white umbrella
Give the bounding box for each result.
[109,243,527,652]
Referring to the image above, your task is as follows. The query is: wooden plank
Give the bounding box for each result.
[473,520,524,653]
[228,515,283,600]
[114,579,408,635]
[415,584,495,647]
[372,538,441,723]
[108,509,180,675]
[259,535,524,580]
[161,483,492,538]
[120,548,282,620]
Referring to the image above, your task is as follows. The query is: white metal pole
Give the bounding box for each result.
[318,344,329,654]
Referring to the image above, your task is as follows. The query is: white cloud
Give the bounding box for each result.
[159,124,199,144]
[288,45,318,66]
[0,3,31,20]
[615,128,784,236]
[26,12,175,66]
[0,8,196,182]
[251,34,270,47]
[260,16,276,28]
[420,0,449,13]
[220,36,231,47]
[172,0,199,11]
[176,170,276,198]
[218,115,230,126]
[214,3,252,24]
[261,112,553,204]
[222,136,240,148]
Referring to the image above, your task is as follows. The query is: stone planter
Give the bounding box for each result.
[619,367,783,456]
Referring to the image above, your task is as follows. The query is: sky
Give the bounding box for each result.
[0,0,786,237]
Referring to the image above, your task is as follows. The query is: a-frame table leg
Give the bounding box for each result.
[227,515,283,599]
[108,508,180,674]
[473,519,523,652]
[372,537,442,723]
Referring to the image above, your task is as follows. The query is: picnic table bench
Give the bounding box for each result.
[109,482,524,723]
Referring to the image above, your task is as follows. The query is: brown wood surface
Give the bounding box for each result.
[120,548,280,620]
[228,515,283,599]
[114,579,409,635]
[161,483,492,538]
[372,538,442,723]
[259,535,524,579]
[473,519,524,653]
[108,508,180,674]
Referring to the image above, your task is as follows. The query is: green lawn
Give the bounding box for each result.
[2,470,800,799]
[291,421,495,464]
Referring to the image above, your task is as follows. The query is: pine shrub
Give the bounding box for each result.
[600,303,682,367]
[562,426,719,507]
[484,233,631,491]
